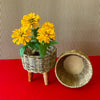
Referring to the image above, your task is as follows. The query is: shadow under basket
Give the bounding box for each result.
[55,50,93,88]
[21,46,57,73]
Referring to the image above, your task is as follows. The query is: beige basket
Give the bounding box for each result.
[55,50,93,88]
[21,46,57,73]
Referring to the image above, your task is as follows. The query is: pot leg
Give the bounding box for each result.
[43,72,49,85]
[28,72,33,82]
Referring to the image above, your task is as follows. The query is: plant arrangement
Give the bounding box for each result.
[11,12,58,58]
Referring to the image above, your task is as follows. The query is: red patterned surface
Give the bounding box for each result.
[0,56,99,100]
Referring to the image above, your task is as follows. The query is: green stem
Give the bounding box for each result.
[32,49,37,54]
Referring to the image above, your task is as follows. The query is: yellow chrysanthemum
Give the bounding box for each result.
[37,27,56,43]
[21,12,41,29]
[11,27,32,45]
[42,22,54,30]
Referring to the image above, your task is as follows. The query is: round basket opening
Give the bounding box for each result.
[55,52,93,88]
[24,46,56,57]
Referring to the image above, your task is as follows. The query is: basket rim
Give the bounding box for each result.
[55,50,93,88]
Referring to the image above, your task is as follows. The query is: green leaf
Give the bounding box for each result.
[32,49,37,54]
[50,40,58,45]
[39,44,47,58]
[20,45,27,57]
[46,40,58,47]
[26,41,40,50]
[34,43,39,49]
[31,39,37,43]
[27,42,34,48]
[32,27,39,37]
[30,36,35,40]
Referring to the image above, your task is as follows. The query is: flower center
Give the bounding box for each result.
[45,31,49,37]
[29,18,35,24]
[45,34,49,37]
[21,33,24,37]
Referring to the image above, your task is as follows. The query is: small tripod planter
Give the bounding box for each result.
[21,46,57,85]
[11,12,58,85]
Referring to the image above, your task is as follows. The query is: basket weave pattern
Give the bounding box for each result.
[55,50,93,88]
[21,46,57,73]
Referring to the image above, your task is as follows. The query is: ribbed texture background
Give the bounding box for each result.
[1,0,100,59]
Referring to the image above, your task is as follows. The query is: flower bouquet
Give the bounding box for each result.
[11,12,58,58]
[11,12,57,77]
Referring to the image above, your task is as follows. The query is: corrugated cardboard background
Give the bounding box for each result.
[1,0,100,59]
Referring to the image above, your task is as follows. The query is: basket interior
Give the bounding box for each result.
[56,54,92,88]
[24,46,56,56]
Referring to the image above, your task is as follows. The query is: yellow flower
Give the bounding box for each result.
[11,27,32,45]
[21,12,41,29]
[42,22,54,30]
[37,27,56,43]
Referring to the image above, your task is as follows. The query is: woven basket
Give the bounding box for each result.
[55,50,93,88]
[21,46,57,73]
